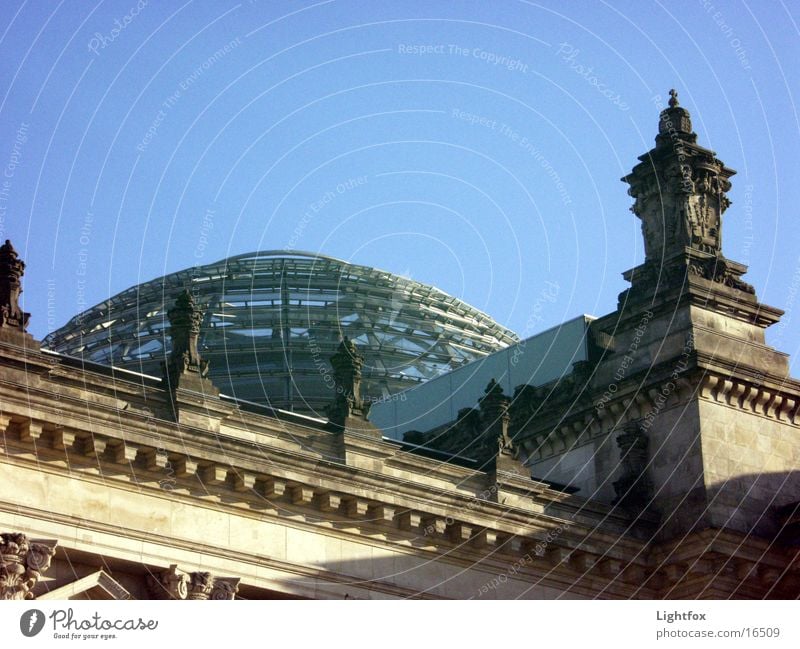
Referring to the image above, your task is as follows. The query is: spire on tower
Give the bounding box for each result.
[621,90,752,296]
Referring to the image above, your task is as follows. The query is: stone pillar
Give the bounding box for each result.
[0,533,57,600]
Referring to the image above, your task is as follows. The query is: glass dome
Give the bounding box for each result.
[44,251,518,417]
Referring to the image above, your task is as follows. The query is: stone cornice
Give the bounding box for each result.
[0,380,656,600]
[694,349,800,390]
[0,341,58,374]
[645,528,796,598]
[515,354,800,467]
[1,498,647,599]
[5,342,795,598]
[2,505,445,600]
[608,271,783,331]
[0,349,650,546]
[1,422,637,556]
[694,367,800,424]
[515,367,694,460]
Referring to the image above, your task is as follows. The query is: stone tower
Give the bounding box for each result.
[606,90,795,537]
[520,91,799,545]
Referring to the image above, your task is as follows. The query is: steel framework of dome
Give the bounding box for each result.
[44,251,518,416]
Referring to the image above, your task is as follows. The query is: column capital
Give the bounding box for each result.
[0,532,57,600]
[147,564,239,600]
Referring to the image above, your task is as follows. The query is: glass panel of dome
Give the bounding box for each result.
[88,345,116,362]
[111,322,137,335]
[44,252,517,415]
[228,328,273,338]
[244,300,278,308]
[88,320,116,333]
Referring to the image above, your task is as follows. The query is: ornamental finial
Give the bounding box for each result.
[668,89,679,108]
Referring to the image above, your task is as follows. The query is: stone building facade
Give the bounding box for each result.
[0,93,798,599]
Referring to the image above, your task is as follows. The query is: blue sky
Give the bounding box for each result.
[2,0,799,371]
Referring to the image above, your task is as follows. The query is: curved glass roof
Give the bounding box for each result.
[44,251,518,416]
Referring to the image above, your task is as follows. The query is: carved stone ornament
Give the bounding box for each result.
[163,289,210,383]
[328,336,369,425]
[622,90,752,294]
[147,564,239,600]
[612,422,653,509]
[0,532,58,600]
[209,577,240,600]
[397,379,522,465]
[147,564,189,600]
[187,571,215,600]
[479,379,516,459]
[0,240,31,332]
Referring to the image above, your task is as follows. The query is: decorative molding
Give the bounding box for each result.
[519,363,800,467]
[697,373,800,424]
[3,411,593,566]
[2,338,795,599]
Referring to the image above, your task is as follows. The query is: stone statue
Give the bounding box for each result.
[0,240,31,334]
